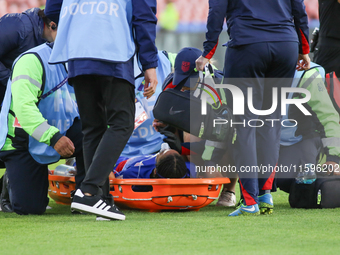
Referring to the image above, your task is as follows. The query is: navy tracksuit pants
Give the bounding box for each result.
[224,41,298,205]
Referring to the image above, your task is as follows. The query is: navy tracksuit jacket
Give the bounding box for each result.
[202,0,309,205]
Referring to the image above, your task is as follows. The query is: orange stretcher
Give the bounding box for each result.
[48,172,230,212]
[48,172,76,205]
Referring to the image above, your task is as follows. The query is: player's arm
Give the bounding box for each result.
[202,0,228,60]
[291,0,310,70]
[0,18,24,86]
[196,0,227,71]
[11,54,61,146]
[291,0,310,55]
[298,70,340,163]
[132,0,158,98]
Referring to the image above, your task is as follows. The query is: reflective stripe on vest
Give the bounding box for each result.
[300,71,320,89]
[31,121,51,141]
[12,75,42,89]
[0,43,79,164]
[322,137,340,147]
[29,44,79,164]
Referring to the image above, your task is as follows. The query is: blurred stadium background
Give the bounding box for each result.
[0,0,320,69]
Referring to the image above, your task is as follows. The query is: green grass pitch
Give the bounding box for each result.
[1,167,340,255]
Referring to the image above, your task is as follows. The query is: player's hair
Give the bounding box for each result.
[38,9,52,26]
[155,153,188,178]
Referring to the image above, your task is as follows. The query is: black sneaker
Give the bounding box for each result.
[71,189,125,220]
[0,200,13,213]
[0,171,13,213]
[70,190,83,214]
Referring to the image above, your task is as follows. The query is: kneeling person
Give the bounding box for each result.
[0,41,85,215]
[276,63,340,193]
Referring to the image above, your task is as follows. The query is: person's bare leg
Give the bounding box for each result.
[223,178,237,193]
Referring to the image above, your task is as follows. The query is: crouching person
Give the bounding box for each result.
[0,41,85,215]
[276,63,340,193]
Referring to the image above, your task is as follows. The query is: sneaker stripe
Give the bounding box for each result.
[71,202,126,220]
[103,205,111,211]
[94,200,104,208]
[75,189,84,198]
[98,203,107,210]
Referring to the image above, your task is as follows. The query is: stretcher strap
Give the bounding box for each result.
[121,194,218,208]
[152,197,211,208]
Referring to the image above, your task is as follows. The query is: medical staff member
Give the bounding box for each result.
[0,0,85,215]
[0,3,57,212]
[196,0,311,216]
[154,47,238,207]
[50,0,159,220]
[277,63,340,192]
[0,5,52,195]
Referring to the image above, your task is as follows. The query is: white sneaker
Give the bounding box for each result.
[96,216,111,221]
[216,190,236,207]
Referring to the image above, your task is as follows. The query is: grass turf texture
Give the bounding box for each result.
[1,167,340,255]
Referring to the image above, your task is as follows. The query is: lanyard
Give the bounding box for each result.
[40,77,68,99]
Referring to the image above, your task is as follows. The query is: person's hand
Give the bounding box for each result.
[152,119,167,132]
[143,68,158,99]
[324,161,340,176]
[54,136,75,158]
[161,130,182,154]
[195,55,209,71]
[296,54,311,71]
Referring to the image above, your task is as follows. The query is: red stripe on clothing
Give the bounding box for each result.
[164,81,176,91]
[261,165,277,190]
[115,160,128,173]
[181,146,194,155]
[204,40,219,59]
[299,29,310,54]
[239,180,257,206]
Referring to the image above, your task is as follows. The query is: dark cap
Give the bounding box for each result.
[44,0,63,25]
[173,47,202,87]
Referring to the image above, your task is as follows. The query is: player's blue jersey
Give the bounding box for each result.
[114,155,196,179]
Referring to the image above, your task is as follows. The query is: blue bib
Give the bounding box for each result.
[0,79,13,149]
[0,43,79,164]
[49,0,135,64]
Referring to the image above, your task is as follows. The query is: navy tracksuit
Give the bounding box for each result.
[202,0,309,205]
